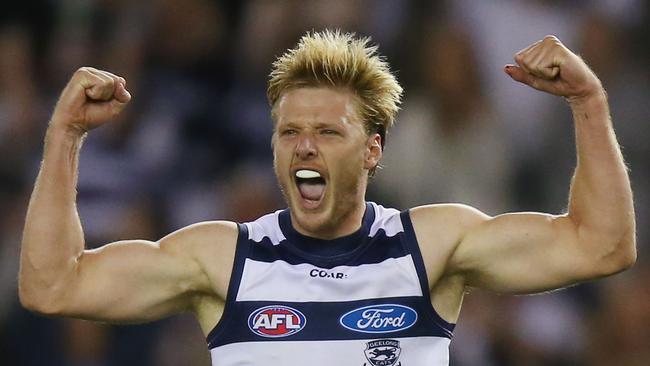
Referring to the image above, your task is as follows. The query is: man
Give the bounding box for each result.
[20,30,635,365]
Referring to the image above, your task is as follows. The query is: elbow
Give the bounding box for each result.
[18,272,38,312]
[18,286,47,314]
[18,251,80,316]
[616,237,637,270]
[19,289,53,316]
[594,235,637,277]
[18,280,67,317]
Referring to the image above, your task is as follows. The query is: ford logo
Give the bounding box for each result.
[248,305,306,338]
[339,304,417,333]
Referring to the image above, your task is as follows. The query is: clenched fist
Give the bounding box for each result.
[504,35,604,103]
[50,67,131,135]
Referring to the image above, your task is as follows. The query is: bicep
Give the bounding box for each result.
[450,210,597,294]
[61,221,236,323]
[65,239,208,322]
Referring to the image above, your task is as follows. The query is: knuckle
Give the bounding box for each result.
[74,67,90,79]
[76,66,97,75]
[105,77,115,87]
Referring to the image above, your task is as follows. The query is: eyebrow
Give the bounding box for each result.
[277,120,341,128]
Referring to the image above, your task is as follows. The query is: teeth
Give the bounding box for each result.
[295,169,321,179]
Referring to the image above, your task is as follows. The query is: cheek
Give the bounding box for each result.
[272,150,286,182]
[273,145,295,178]
[273,143,290,165]
[332,151,365,183]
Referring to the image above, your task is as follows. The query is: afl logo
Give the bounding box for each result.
[340,304,417,333]
[248,305,306,338]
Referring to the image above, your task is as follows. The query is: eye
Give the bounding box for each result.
[320,129,339,136]
[281,129,298,136]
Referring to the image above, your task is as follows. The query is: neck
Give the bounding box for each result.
[290,199,367,240]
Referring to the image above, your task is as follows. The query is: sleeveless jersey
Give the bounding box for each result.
[206,202,455,366]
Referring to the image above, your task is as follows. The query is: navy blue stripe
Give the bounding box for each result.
[206,224,250,344]
[208,296,453,348]
[246,229,409,269]
[273,203,379,268]
[399,210,430,297]
[400,210,455,335]
[278,203,375,257]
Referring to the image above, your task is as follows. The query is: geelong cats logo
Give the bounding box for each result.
[248,305,306,338]
[364,339,402,366]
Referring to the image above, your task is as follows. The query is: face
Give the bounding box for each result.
[272,87,382,239]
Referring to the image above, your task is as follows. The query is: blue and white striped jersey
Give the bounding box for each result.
[206,202,454,366]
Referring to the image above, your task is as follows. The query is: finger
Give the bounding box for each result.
[95,69,125,84]
[95,71,128,103]
[85,98,129,124]
[108,99,129,116]
[114,82,132,103]
[541,64,560,79]
[101,72,130,104]
[514,39,541,60]
[110,74,126,87]
[515,38,561,79]
[83,70,115,101]
[80,75,111,101]
[518,50,549,79]
[514,53,542,78]
[95,69,127,91]
[513,40,542,75]
[93,70,128,101]
[528,49,561,80]
[504,64,556,92]
[504,64,527,83]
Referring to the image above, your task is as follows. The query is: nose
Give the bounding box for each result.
[295,133,318,160]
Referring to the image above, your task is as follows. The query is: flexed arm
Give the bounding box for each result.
[19,68,236,323]
[421,36,636,294]
[505,36,636,274]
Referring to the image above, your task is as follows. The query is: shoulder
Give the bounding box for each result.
[407,204,491,277]
[158,220,240,277]
[409,203,490,234]
[159,220,240,300]
[159,220,239,255]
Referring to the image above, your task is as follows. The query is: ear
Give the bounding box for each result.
[364,133,382,170]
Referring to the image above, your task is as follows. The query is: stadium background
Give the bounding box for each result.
[1,1,648,365]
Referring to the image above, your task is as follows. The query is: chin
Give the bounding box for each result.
[289,197,332,230]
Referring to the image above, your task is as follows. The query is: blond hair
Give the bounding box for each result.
[267,29,402,148]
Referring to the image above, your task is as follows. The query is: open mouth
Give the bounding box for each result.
[294,169,326,208]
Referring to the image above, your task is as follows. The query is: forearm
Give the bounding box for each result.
[19,125,87,309]
[567,91,636,267]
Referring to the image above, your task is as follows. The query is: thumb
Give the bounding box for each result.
[504,64,556,93]
[83,98,130,127]
[504,64,531,84]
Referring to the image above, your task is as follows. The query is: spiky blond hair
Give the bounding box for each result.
[267,29,402,148]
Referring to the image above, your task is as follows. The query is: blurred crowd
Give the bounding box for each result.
[1,0,648,365]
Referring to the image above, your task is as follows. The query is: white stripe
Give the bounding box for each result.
[210,336,450,366]
[369,203,404,237]
[236,255,422,302]
[245,211,285,245]
[244,203,404,245]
